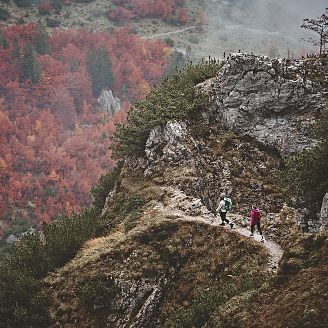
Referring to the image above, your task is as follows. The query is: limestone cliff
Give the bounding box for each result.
[212,53,327,156]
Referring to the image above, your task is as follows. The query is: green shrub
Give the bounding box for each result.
[42,209,95,267]
[110,58,221,158]
[46,17,61,27]
[51,0,62,12]
[16,17,25,25]
[77,275,119,310]
[164,37,174,47]
[283,109,328,212]
[0,209,96,327]
[14,0,32,7]
[90,162,123,214]
[283,143,328,210]
[0,263,51,328]
[0,8,10,21]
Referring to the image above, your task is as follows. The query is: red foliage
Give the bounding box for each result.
[37,2,53,15]
[109,7,135,22]
[177,8,188,25]
[0,25,172,235]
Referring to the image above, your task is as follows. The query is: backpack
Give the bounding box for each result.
[225,197,232,211]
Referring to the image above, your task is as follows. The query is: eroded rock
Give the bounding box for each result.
[98,89,121,114]
[144,121,198,176]
[319,193,328,230]
[213,53,326,155]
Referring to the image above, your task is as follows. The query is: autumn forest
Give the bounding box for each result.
[0,0,191,240]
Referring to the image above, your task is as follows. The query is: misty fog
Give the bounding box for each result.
[202,0,327,57]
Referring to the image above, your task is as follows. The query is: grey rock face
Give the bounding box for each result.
[319,193,328,230]
[213,53,326,155]
[107,275,165,328]
[5,234,18,244]
[144,121,198,176]
[98,89,121,114]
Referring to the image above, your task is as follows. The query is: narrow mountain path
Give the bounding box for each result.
[156,187,284,273]
[158,191,283,273]
[142,26,197,39]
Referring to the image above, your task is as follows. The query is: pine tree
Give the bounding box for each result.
[87,46,115,97]
[12,38,20,58]
[21,44,41,84]
[163,49,187,78]
[33,26,51,55]
[14,0,32,7]
[51,0,62,13]
[0,32,9,49]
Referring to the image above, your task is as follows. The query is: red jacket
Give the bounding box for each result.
[250,208,261,225]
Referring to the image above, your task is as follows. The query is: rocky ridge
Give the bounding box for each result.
[139,53,328,230]
[212,53,327,156]
[44,53,328,328]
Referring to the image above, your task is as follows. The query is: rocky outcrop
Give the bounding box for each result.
[213,53,326,155]
[319,193,328,230]
[98,89,121,114]
[128,54,327,237]
[143,121,200,176]
[107,276,166,328]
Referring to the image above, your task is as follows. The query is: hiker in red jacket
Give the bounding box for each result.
[250,205,264,242]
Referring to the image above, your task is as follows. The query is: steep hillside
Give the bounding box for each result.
[1,54,328,327]
[45,215,270,327]
[44,54,328,327]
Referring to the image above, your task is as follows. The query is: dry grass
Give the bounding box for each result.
[44,213,270,327]
[210,232,328,328]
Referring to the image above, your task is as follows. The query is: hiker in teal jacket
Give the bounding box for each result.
[216,193,233,229]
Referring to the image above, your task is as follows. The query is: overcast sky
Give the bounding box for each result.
[203,0,327,56]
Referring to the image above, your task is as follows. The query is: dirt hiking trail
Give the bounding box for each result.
[159,191,284,273]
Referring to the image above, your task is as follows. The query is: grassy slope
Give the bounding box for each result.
[208,233,328,328]
[44,165,328,328]
[44,172,270,327]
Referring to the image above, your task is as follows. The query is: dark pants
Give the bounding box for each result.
[251,222,262,235]
[220,211,229,224]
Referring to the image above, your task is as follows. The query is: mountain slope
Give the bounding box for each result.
[2,54,328,327]
[45,54,328,327]
[45,180,271,327]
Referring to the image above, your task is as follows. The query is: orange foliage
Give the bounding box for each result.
[0,25,171,235]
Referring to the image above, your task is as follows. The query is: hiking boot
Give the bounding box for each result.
[229,222,234,229]
[260,235,264,243]
[250,233,254,238]
[220,222,225,226]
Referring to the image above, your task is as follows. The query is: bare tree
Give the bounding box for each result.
[301,8,328,56]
